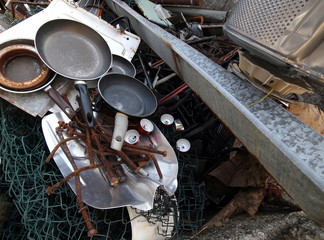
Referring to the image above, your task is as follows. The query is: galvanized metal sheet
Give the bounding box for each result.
[106,0,324,225]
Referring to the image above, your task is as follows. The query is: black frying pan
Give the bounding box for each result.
[97,74,157,117]
[109,54,136,77]
[35,19,112,127]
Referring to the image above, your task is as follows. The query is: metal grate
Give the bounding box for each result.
[227,0,311,46]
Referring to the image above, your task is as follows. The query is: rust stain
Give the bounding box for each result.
[0,44,50,91]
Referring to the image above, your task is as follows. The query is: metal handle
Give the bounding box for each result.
[137,52,154,90]
[45,85,76,119]
[94,94,103,112]
[75,81,94,128]
[109,16,131,32]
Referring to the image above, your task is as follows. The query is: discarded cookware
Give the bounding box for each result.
[97,73,157,150]
[94,55,137,112]
[109,54,136,77]
[35,19,112,127]
[0,44,50,91]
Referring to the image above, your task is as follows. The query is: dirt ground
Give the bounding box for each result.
[190,211,324,240]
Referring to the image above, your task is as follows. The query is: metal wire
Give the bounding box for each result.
[0,99,207,239]
[0,100,132,240]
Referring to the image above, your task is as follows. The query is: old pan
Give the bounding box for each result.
[0,44,76,119]
[97,73,157,151]
[97,73,157,118]
[35,19,112,127]
[93,55,136,111]
[109,54,136,77]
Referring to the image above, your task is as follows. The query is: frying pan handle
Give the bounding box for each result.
[44,85,76,119]
[75,81,94,128]
[109,16,131,32]
[94,94,103,112]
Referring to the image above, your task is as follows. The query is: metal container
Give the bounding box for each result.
[224,0,324,93]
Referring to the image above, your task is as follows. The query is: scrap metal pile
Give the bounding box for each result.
[44,108,166,236]
[0,0,308,239]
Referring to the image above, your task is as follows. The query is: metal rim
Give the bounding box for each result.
[0,44,51,91]
[0,71,57,94]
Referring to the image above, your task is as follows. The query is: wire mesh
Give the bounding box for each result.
[0,100,132,240]
[153,120,207,239]
[0,99,207,239]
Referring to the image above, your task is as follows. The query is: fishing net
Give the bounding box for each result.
[0,99,206,239]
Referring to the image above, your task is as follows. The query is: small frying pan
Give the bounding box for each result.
[109,54,136,77]
[35,19,112,127]
[94,55,136,111]
[97,74,157,118]
[98,74,157,150]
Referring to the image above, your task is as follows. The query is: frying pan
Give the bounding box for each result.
[94,55,136,111]
[0,71,76,118]
[97,74,157,118]
[109,54,136,77]
[35,19,112,127]
[97,74,157,150]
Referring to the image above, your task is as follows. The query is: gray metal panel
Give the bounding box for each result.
[105,0,324,225]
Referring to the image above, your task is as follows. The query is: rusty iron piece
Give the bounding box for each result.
[0,44,51,91]
[90,127,120,186]
[43,104,171,236]
[56,127,98,237]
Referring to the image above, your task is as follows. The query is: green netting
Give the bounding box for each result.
[0,98,206,239]
[0,101,132,239]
